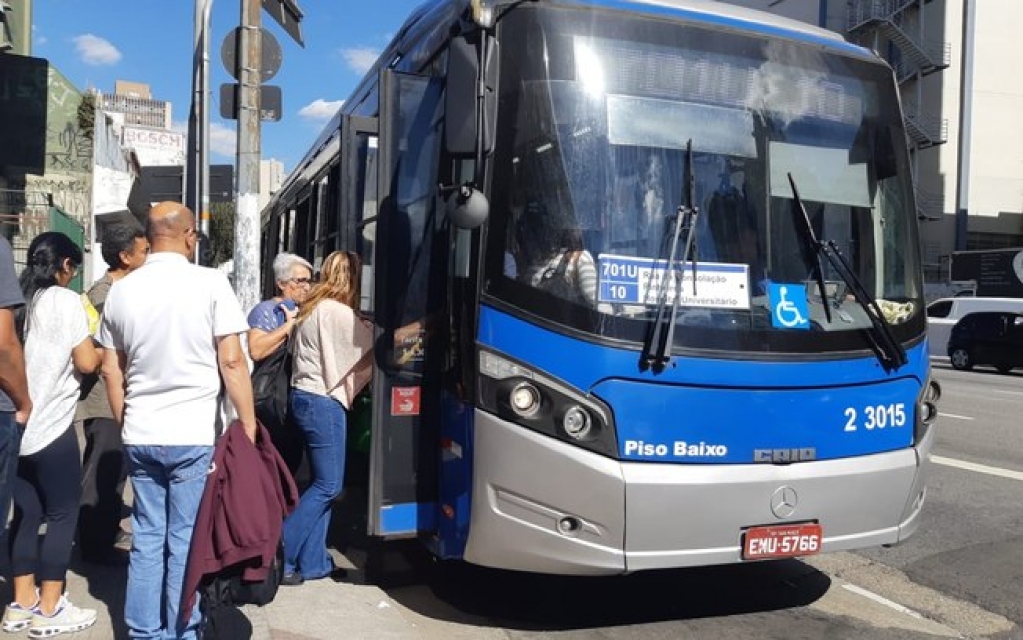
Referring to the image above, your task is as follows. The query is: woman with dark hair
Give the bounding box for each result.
[281,250,373,585]
[2,232,99,636]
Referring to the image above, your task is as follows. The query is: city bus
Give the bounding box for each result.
[260,0,940,575]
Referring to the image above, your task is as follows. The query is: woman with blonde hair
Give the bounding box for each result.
[281,250,372,584]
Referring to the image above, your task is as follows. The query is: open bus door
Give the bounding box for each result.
[362,68,447,541]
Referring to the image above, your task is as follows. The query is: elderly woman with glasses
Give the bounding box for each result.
[3,231,101,635]
[246,252,315,362]
[246,252,314,473]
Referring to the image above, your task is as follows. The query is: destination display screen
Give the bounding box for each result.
[598,254,751,310]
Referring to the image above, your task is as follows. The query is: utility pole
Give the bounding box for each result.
[234,0,262,312]
[953,0,975,253]
[200,0,212,246]
[188,0,212,263]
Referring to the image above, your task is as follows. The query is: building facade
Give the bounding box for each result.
[723,0,1023,284]
[101,80,172,129]
[259,158,285,213]
[1,0,32,55]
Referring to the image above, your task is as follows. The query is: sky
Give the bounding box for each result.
[31,0,424,173]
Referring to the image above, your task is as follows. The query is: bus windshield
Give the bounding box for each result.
[483,5,926,356]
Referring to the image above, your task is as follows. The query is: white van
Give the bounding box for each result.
[926,297,1023,357]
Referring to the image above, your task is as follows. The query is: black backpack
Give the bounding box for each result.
[200,542,284,638]
[251,343,292,436]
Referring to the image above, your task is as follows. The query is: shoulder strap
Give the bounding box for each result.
[553,251,573,277]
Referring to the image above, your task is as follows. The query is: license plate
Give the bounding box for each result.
[742,523,823,560]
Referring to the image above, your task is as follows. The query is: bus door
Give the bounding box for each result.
[366,69,447,538]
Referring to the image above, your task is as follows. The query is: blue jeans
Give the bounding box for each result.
[0,412,20,541]
[282,389,346,579]
[124,445,213,640]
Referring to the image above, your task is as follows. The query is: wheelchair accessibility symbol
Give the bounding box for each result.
[769,283,810,330]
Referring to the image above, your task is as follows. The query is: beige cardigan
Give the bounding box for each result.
[290,299,374,410]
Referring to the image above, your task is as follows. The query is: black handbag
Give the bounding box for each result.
[200,542,284,638]
[251,342,292,435]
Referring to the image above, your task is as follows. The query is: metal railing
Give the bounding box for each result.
[848,0,920,32]
[0,189,53,215]
[903,103,948,148]
[0,189,84,291]
[847,0,950,76]
[914,187,945,221]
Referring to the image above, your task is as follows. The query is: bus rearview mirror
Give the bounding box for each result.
[445,34,498,156]
[445,184,489,229]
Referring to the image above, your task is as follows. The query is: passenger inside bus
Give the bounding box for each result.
[513,200,598,307]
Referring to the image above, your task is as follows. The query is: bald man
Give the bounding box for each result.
[98,202,256,639]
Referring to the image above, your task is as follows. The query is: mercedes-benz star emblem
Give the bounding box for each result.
[771,486,798,519]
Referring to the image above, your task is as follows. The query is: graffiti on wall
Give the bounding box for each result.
[39,67,91,230]
[20,174,91,220]
[46,67,92,175]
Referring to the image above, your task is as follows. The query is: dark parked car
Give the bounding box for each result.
[947,311,1023,373]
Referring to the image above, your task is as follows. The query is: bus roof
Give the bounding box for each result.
[267,0,878,221]
[544,0,866,54]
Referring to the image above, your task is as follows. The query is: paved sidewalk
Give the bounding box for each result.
[0,446,485,639]
[2,548,489,640]
[0,560,406,640]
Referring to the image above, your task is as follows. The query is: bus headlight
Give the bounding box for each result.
[919,398,938,423]
[478,349,617,457]
[914,377,941,444]
[561,406,592,440]
[510,382,541,417]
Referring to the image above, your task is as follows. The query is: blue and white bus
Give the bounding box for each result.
[261,0,940,575]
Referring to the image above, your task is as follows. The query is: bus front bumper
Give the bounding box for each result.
[463,410,932,575]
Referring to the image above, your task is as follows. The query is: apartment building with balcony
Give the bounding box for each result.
[101,80,172,130]
[722,0,1023,283]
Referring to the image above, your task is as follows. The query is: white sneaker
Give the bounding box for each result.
[2,599,39,633]
[27,595,96,638]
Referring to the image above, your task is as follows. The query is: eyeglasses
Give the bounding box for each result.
[288,277,313,286]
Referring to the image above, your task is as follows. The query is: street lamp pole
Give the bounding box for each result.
[200,0,212,245]
[234,0,262,312]
[189,0,212,263]
[954,0,976,253]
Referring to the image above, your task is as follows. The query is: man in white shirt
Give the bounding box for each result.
[99,202,256,639]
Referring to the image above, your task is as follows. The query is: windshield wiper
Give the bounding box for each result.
[642,140,699,372]
[787,173,908,371]
[787,174,832,325]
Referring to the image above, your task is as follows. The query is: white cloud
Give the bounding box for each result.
[72,34,122,66]
[298,99,344,123]
[170,120,188,134]
[341,47,379,75]
[210,122,237,158]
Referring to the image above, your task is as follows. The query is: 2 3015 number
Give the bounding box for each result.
[843,403,907,432]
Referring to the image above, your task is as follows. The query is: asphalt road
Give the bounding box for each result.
[374,361,1023,640]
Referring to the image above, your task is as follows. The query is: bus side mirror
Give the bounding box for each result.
[443,183,489,230]
[445,34,498,156]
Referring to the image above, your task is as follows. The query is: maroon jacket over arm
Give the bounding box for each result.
[181,420,299,619]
